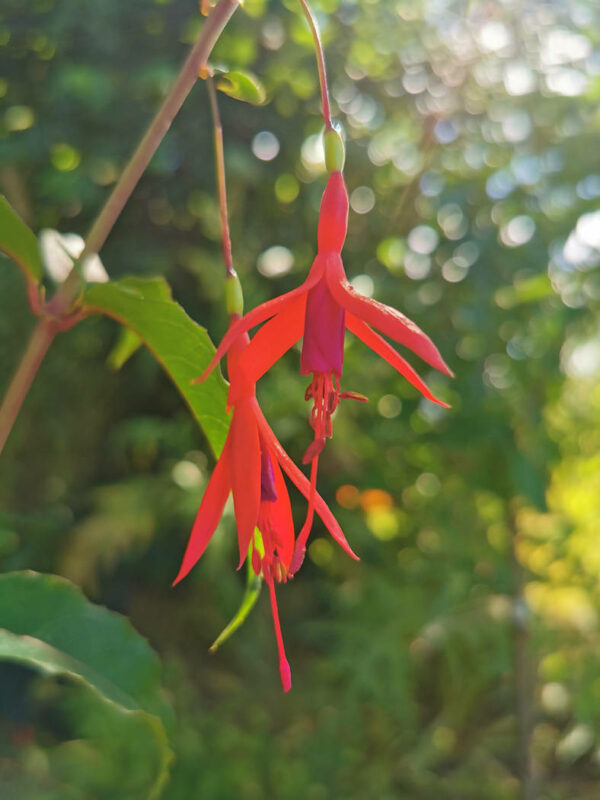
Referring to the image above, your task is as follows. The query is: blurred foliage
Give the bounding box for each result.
[2,0,600,797]
[0,571,172,799]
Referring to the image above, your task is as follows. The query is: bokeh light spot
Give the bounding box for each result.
[251,130,280,161]
[257,245,294,277]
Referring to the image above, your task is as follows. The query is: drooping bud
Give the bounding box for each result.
[323,125,345,173]
[225,270,244,316]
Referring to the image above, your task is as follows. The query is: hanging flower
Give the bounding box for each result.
[201,171,451,447]
[197,126,452,572]
[174,319,357,690]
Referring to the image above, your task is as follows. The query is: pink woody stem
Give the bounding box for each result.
[0,320,57,455]
[0,0,240,456]
[297,0,333,129]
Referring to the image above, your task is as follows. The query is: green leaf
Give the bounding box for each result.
[83,276,229,456]
[210,549,262,653]
[216,69,266,105]
[0,570,173,798]
[107,326,143,370]
[0,195,43,283]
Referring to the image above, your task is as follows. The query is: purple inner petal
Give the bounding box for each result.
[300,277,345,376]
[260,448,278,503]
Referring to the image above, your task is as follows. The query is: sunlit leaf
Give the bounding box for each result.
[83,276,229,456]
[215,69,266,105]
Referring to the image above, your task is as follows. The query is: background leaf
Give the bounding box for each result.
[0,196,43,284]
[0,571,172,798]
[107,326,143,370]
[83,276,229,456]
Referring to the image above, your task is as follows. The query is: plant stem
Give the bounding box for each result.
[207,76,235,278]
[297,0,333,129]
[0,320,57,455]
[0,0,240,455]
[54,0,241,311]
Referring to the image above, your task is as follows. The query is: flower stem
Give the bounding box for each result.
[207,76,235,278]
[0,0,240,455]
[297,0,333,129]
[56,0,241,310]
[0,320,57,455]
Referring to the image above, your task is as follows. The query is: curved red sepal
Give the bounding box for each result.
[197,257,327,384]
[230,399,262,569]
[268,454,295,571]
[172,441,232,585]
[325,259,453,377]
[346,313,450,408]
[229,294,306,403]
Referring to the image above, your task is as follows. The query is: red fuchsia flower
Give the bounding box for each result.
[173,318,357,691]
[199,168,452,570]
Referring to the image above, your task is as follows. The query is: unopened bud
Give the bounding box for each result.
[224,270,244,316]
[324,126,345,172]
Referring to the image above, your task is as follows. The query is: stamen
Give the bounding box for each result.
[258,503,289,584]
[267,577,292,692]
[340,391,368,403]
[297,371,367,573]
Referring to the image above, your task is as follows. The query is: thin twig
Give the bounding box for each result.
[51,0,241,313]
[207,76,235,277]
[297,0,333,129]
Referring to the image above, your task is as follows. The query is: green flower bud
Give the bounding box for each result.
[324,126,345,172]
[225,270,244,316]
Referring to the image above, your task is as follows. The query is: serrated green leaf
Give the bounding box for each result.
[0,195,43,283]
[83,276,229,456]
[0,570,173,798]
[216,69,266,105]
